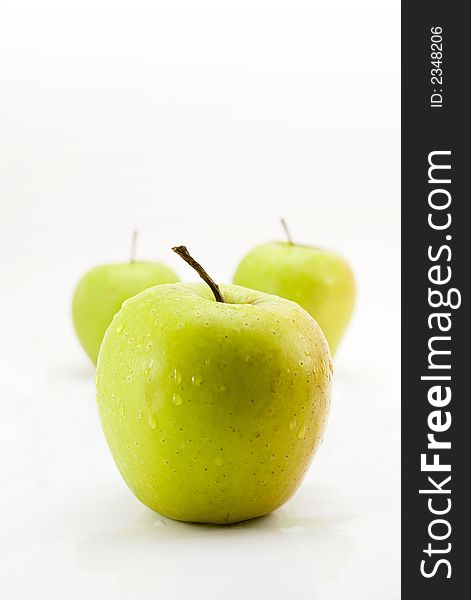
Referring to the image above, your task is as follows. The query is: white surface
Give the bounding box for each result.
[0,1,400,598]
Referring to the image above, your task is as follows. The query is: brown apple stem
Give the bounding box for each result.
[172,245,224,303]
[280,218,294,245]
[130,230,138,263]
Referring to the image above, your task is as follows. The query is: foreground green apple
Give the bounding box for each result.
[96,247,332,524]
[233,225,355,355]
[72,260,179,364]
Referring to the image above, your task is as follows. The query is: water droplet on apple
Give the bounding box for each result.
[289,419,297,431]
[173,367,182,385]
[136,410,143,420]
[192,374,203,386]
[298,425,306,440]
[149,414,157,429]
[172,393,183,405]
[214,456,224,467]
[217,384,226,392]
[205,358,211,366]
[116,323,124,334]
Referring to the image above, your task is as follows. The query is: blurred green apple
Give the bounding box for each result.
[96,247,332,524]
[233,223,355,355]
[72,242,179,364]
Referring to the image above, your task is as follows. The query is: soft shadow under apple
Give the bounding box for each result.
[75,484,355,595]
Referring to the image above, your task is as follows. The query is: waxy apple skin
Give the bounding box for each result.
[233,242,355,355]
[72,262,179,364]
[96,283,332,524]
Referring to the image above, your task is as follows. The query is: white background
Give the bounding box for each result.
[0,1,400,598]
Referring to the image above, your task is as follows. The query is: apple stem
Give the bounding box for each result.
[130,230,138,263]
[172,245,224,303]
[280,218,294,245]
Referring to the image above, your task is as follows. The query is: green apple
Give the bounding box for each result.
[72,260,179,364]
[96,247,332,524]
[233,227,355,355]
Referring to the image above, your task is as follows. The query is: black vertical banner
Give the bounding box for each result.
[402,2,469,597]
